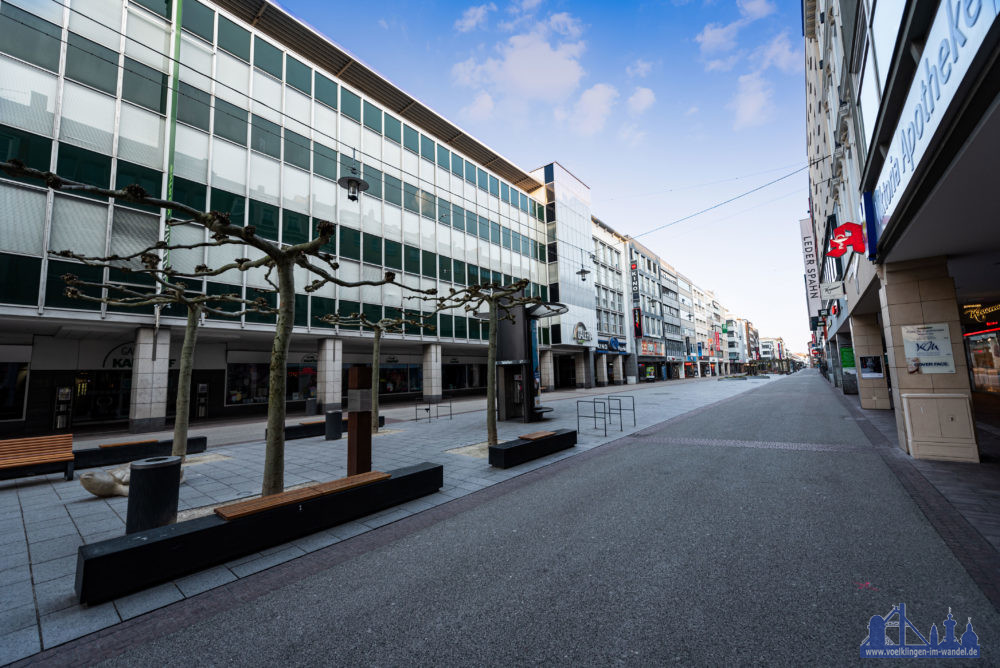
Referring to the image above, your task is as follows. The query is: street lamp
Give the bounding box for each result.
[337,150,369,202]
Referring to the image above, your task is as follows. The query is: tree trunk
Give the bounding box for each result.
[371,327,381,434]
[262,259,294,496]
[171,304,201,458]
[486,302,498,446]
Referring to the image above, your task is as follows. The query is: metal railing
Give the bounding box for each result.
[414,397,453,422]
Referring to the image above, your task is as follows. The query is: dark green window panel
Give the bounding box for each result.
[338,299,360,329]
[313,143,337,180]
[218,16,250,61]
[464,160,476,184]
[466,210,477,234]
[436,145,449,169]
[294,293,308,327]
[363,101,382,133]
[177,82,211,130]
[384,306,402,332]
[250,114,281,158]
[436,198,450,226]
[538,242,546,262]
[488,175,499,197]
[182,0,214,41]
[451,204,464,232]
[341,89,361,122]
[363,165,382,199]
[541,326,550,345]
[402,125,419,154]
[362,303,381,328]
[132,0,170,18]
[248,199,278,240]
[339,153,359,180]
[403,183,419,213]
[205,282,241,319]
[311,295,336,328]
[285,55,311,94]
[419,135,434,161]
[477,168,488,191]
[419,190,435,219]
[245,287,276,324]
[384,114,401,143]
[477,216,489,240]
[320,222,335,254]
[453,260,465,285]
[171,176,205,211]
[0,4,61,72]
[315,74,338,109]
[214,99,248,145]
[529,240,537,260]
[339,226,360,260]
[0,253,41,305]
[450,153,463,178]
[438,255,451,282]
[540,285,548,301]
[454,315,467,339]
[253,37,282,78]
[467,318,479,340]
[46,260,101,310]
[519,192,528,211]
[0,125,50,185]
[467,264,478,285]
[123,58,167,113]
[384,174,402,207]
[521,235,530,256]
[421,250,436,279]
[500,182,509,203]
[116,161,161,213]
[362,232,381,265]
[511,231,520,253]
[384,239,401,270]
[438,314,453,337]
[284,129,310,170]
[480,318,490,340]
[66,33,118,94]
[535,200,545,221]
[210,188,244,227]
[501,227,511,249]
[490,222,500,245]
[403,244,419,274]
[403,308,422,335]
[282,210,309,245]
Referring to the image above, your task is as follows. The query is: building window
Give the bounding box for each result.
[218,16,250,61]
[0,4,62,72]
[341,89,361,123]
[315,73,338,109]
[251,114,281,158]
[226,362,316,404]
[214,99,248,145]
[66,33,118,94]
[339,226,360,260]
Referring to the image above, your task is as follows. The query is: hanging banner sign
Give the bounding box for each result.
[800,218,821,316]
[633,307,643,338]
[820,281,846,299]
[902,323,956,374]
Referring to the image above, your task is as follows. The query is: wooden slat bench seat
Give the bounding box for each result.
[0,434,75,480]
[214,470,391,521]
[99,439,158,449]
[299,420,325,426]
[518,431,556,441]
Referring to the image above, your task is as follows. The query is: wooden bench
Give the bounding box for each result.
[299,420,325,426]
[99,439,157,449]
[214,471,391,520]
[518,430,556,441]
[0,434,75,480]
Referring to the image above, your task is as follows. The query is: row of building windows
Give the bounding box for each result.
[595,309,624,337]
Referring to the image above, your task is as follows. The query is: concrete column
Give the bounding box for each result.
[625,354,638,384]
[850,314,889,410]
[129,327,170,433]
[540,350,554,392]
[595,353,608,386]
[679,361,686,379]
[316,338,343,411]
[574,352,586,389]
[612,354,624,385]
[422,343,442,401]
[878,257,978,462]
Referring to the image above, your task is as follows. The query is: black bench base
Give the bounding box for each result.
[488,429,577,469]
[75,461,443,604]
[74,437,207,470]
[0,460,74,482]
[274,415,385,441]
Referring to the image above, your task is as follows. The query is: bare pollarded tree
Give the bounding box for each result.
[1,159,433,495]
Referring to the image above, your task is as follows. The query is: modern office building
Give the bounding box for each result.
[627,239,667,381]
[590,216,628,386]
[801,0,999,462]
[726,316,749,373]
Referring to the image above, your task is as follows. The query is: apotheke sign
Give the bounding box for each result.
[872,1,999,234]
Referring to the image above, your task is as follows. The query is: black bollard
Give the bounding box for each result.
[125,456,181,535]
[325,410,343,440]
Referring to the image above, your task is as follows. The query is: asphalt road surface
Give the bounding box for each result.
[86,371,998,665]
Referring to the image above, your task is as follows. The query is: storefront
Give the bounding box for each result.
[637,339,665,381]
[596,337,627,386]
[963,302,1000,394]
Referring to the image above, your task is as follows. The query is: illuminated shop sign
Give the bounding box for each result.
[827,222,865,258]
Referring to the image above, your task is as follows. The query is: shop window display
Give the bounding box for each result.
[0,362,28,420]
[226,362,317,404]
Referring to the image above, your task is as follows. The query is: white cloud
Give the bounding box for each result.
[619,123,646,146]
[627,87,655,115]
[705,55,739,72]
[737,0,776,20]
[729,72,774,129]
[570,83,618,135]
[685,105,699,116]
[452,19,586,103]
[626,58,652,78]
[695,21,742,54]
[514,0,543,11]
[454,3,497,33]
[755,31,800,73]
[548,12,583,38]
[462,91,496,120]
[378,18,388,30]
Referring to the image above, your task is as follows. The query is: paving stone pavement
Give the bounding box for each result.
[0,375,772,664]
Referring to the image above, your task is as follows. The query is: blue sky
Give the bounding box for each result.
[280,0,811,350]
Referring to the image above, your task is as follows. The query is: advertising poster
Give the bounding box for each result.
[859,355,883,379]
[901,323,955,374]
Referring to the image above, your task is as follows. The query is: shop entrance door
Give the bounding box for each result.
[555,355,576,389]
